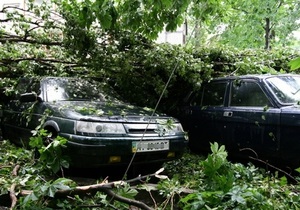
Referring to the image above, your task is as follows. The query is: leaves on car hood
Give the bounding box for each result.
[47,100,165,121]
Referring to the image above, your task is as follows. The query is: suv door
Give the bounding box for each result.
[187,80,229,153]
[227,79,281,158]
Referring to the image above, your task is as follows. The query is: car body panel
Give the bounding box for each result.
[1,77,187,168]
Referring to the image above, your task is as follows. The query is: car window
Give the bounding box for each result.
[15,78,40,95]
[43,77,119,102]
[230,80,269,107]
[192,82,227,106]
[15,78,30,96]
[266,76,300,104]
[27,80,41,95]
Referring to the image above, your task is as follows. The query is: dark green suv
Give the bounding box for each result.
[180,74,300,168]
[1,77,187,168]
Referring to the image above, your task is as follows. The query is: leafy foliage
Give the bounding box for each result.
[1,0,300,118]
[2,1,300,209]
[186,0,300,49]
[59,0,191,39]
[2,139,300,209]
[29,129,70,174]
[163,143,300,210]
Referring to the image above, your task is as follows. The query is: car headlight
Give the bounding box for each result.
[156,123,184,136]
[76,121,126,134]
[166,123,184,135]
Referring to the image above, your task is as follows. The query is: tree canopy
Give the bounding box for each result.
[2,1,300,209]
[1,0,300,115]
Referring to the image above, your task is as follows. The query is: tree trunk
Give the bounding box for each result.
[195,19,201,48]
[264,17,271,50]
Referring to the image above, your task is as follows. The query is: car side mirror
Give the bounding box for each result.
[20,93,42,103]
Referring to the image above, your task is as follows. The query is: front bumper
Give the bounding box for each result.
[60,133,187,168]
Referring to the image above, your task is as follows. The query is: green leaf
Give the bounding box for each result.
[289,57,300,70]
[60,159,70,169]
[48,186,56,197]
[279,176,287,186]
[295,167,300,173]
[50,159,61,173]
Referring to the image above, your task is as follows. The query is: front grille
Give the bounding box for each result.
[127,128,157,134]
[124,123,158,136]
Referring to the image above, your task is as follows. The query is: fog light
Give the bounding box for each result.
[109,156,121,163]
[167,152,175,158]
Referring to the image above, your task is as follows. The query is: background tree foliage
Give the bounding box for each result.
[1,0,300,116]
[186,0,300,49]
[221,0,300,49]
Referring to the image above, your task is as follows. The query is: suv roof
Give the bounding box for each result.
[211,74,297,82]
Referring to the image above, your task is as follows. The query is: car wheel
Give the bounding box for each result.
[43,126,58,144]
[34,127,58,159]
[0,128,3,141]
[0,125,7,141]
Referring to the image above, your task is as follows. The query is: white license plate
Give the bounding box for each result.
[132,140,169,153]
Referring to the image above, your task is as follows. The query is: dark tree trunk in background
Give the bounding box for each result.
[264,17,271,50]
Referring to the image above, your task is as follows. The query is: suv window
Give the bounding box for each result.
[195,82,227,106]
[230,80,269,107]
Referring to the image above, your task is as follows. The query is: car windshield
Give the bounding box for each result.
[266,75,300,104]
[44,77,117,102]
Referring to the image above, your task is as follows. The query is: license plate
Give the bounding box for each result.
[132,140,169,153]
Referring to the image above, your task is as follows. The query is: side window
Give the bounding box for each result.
[14,78,41,99]
[27,80,41,95]
[201,82,227,106]
[230,80,270,107]
[15,78,31,98]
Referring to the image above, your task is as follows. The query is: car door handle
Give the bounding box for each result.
[223,111,233,117]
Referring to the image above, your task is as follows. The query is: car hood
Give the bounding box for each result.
[47,101,168,122]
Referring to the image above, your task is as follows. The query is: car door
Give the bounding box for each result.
[187,80,230,153]
[2,78,41,145]
[226,79,281,158]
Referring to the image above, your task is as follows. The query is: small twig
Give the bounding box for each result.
[60,166,64,178]
[78,203,117,209]
[102,188,154,210]
[239,147,258,158]
[240,147,298,183]
[12,164,20,176]
[248,156,298,183]
[0,165,11,169]
[148,190,157,209]
[9,165,20,210]
[9,183,17,210]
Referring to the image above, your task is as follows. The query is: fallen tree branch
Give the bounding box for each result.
[0,37,62,45]
[0,57,76,65]
[51,169,166,197]
[19,169,167,209]
[9,165,20,210]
